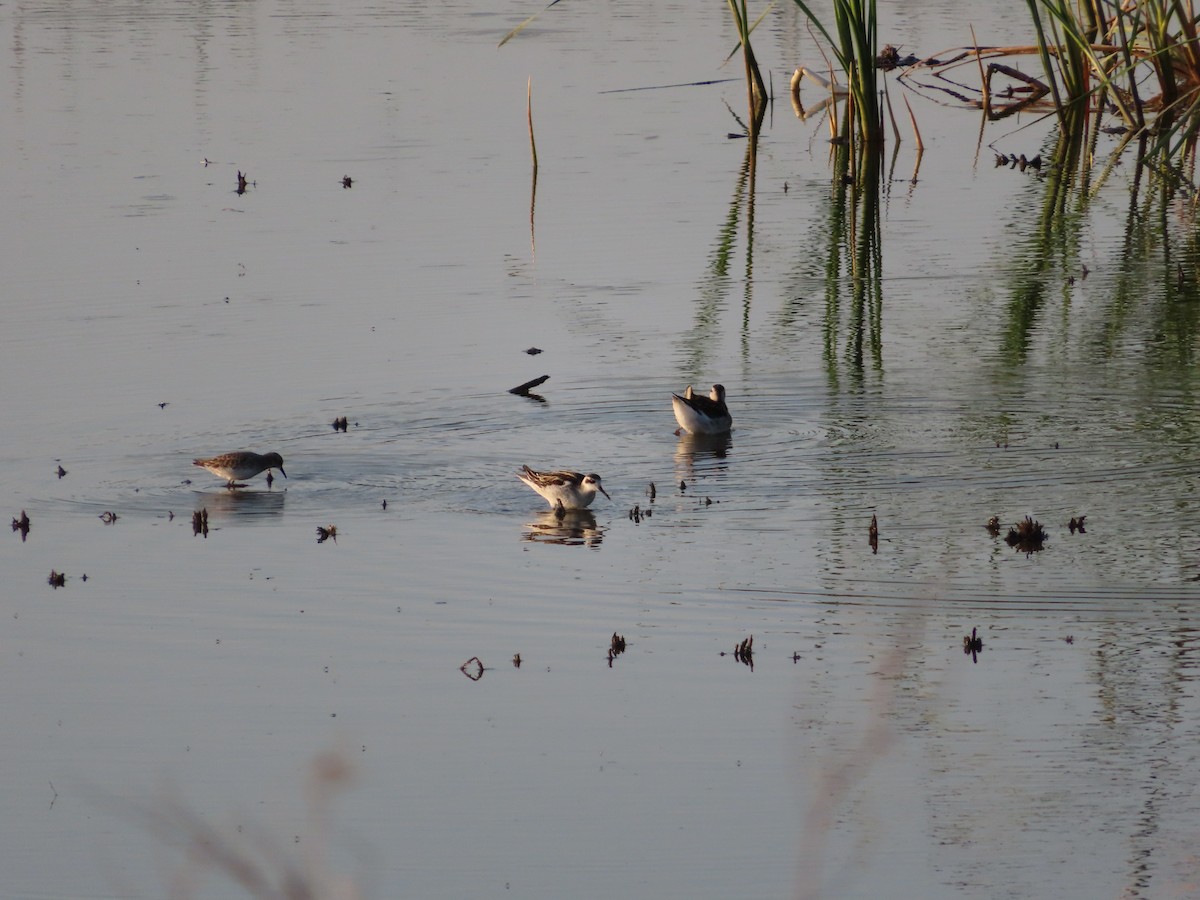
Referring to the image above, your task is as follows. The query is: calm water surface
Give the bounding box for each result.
[3,1,1200,898]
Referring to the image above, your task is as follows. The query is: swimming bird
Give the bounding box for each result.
[671,383,732,435]
[193,451,286,487]
[517,465,610,509]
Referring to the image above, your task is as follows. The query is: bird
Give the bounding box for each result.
[671,383,732,434]
[193,451,286,487]
[517,465,610,509]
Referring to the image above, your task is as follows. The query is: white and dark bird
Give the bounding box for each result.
[517,465,610,509]
[671,383,732,435]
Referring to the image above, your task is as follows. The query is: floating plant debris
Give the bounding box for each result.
[48,570,65,589]
[460,656,484,681]
[158,402,169,409]
[316,525,338,544]
[985,515,1001,536]
[512,653,522,668]
[963,627,983,663]
[1005,516,1047,552]
[524,347,543,355]
[11,510,30,541]
[1069,515,1087,534]
[342,175,353,188]
[628,504,652,524]
[648,482,656,501]
[98,511,119,524]
[381,499,388,510]
[236,170,251,194]
[56,465,67,479]
[679,479,686,492]
[869,514,879,553]
[192,508,209,538]
[331,416,349,432]
[994,151,1042,171]
[719,635,754,669]
[508,374,550,396]
[608,632,626,666]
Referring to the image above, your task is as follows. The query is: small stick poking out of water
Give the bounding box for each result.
[869,514,879,553]
[730,635,754,670]
[460,657,484,681]
[963,627,983,663]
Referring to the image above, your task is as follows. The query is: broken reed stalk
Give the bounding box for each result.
[902,94,924,152]
[527,76,538,175]
[971,25,990,112]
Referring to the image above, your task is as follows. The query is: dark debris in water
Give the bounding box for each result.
[963,627,983,663]
[1069,515,1087,534]
[332,416,349,432]
[993,151,1042,172]
[98,511,119,524]
[628,504,652,524]
[12,510,30,541]
[608,632,627,667]
[48,570,65,589]
[508,374,549,397]
[316,525,338,544]
[985,515,1001,536]
[460,656,484,681]
[56,465,67,479]
[342,175,353,189]
[720,635,754,670]
[869,514,879,553]
[192,508,209,538]
[524,347,542,355]
[1005,516,1047,553]
[512,653,522,668]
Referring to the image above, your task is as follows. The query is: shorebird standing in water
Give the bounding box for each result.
[517,466,610,509]
[193,451,286,488]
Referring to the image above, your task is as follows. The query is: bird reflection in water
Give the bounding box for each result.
[521,508,604,547]
[674,431,732,483]
[195,488,286,523]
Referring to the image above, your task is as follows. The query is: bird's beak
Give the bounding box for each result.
[278,467,288,479]
[598,485,611,500]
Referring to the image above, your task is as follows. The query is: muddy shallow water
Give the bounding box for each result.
[3,1,1200,898]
